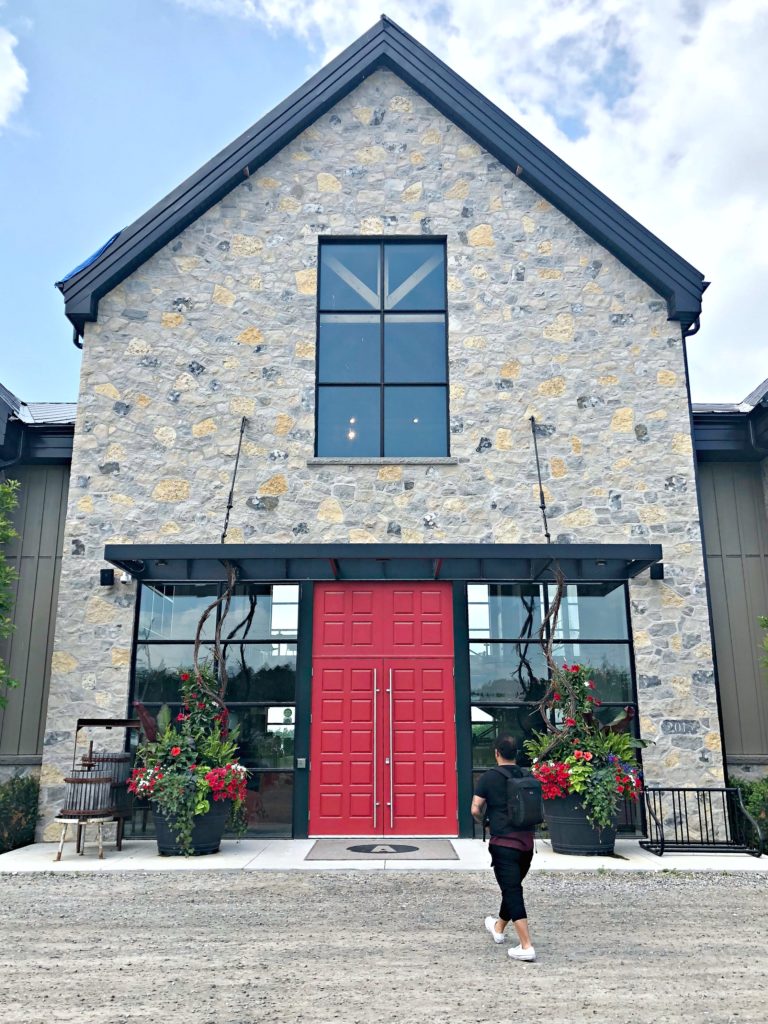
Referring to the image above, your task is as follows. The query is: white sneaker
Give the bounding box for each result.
[508,944,536,962]
[484,916,506,944]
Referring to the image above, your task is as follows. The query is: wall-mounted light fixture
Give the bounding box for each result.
[99,569,115,587]
[650,563,665,581]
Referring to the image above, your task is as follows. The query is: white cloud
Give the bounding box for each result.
[176,0,768,401]
[0,25,27,132]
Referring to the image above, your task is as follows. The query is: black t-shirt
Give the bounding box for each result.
[474,765,535,839]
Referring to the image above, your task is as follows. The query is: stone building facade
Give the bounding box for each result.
[40,24,722,838]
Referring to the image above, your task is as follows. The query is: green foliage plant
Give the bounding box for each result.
[0,478,20,709]
[0,772,39,853]
[732,775,768,853]
[129,665,248,854]
[524,662,646,830]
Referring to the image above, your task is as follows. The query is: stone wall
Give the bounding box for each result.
[38,69,723,835]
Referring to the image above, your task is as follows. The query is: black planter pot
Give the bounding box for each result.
[544,794,616,856]
[153,800,231,856]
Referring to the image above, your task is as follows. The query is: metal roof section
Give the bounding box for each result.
[57,16,707,338]
[743,377,768,409]
[21,403,77,425]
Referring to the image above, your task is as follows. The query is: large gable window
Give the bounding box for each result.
[315,238,449,457]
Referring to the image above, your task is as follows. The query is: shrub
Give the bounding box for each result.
[732,776,768,853]
[0,773,39,853]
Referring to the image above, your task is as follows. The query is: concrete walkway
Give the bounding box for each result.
[1,836,765,872]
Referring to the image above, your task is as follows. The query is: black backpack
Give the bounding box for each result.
[492,765,544,829]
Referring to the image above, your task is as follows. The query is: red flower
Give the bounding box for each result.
[573,750,583,759]
[553,692,562,701]
[594,698,602,707]
[587,680,596,689]
[170,746,181,757]
[586,695,594,703]
[583,752,593,762]
[565,717,576,727]
[176,712,187,721]
[180,673,190,682]
[189,764,197,771]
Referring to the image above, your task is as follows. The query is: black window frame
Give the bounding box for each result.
[127,581,301,838]
[314,235,450,458]
[466,580,644,835]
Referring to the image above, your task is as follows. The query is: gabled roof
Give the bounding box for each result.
[56,16,707,337]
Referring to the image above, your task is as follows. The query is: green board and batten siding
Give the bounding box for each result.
[698,461,768,766]
[0,464,69,767]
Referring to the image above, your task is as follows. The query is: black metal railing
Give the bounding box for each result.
[640,787,763,857]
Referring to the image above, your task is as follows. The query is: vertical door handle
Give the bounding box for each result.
[373,667,378,830]
[388,667,394,829]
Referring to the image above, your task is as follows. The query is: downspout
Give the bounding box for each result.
[0,427,24,475]
[72,327,83,351]
[681,322,731,785]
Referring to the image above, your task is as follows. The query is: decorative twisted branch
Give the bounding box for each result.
[192,561,238,710]
[532,565,586,759]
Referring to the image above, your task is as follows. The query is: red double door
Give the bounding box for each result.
[309,582,458,837]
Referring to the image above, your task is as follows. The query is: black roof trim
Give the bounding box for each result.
[58,16,706,336]
[104,541,662,586]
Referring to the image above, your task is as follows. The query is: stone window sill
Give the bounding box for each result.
[307,457,459,466]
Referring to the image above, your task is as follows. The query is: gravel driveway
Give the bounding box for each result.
[2,871,766,1024]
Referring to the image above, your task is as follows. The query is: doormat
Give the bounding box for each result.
[305,839,459,861]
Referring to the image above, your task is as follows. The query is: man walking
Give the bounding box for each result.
[471,735,536,962]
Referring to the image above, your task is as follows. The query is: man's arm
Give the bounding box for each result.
[471,796,486,824]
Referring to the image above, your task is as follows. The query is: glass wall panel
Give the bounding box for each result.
[551,583,629,641]
[467,584,544,640]
[230,706,295,768]
[550,643,633,703]
[384,386,447,456]
[318,316,380,383]
[225,585,299,641]
[469,642,549,702]
[134,645,213,703]
[319,244,380,310]
[317,385,381,456]
[384,316,447,383]
[471,705,544,768]
[137,584,218,641]
[132,582,299,838]
[222,644,297,702]
[384,242,445,310]
[244,772,293,837]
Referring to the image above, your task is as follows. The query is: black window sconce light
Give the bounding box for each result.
[99,568,115,587]
[650,563,664,580]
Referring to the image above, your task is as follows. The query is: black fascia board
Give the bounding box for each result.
[692,410,760,461]
[58,16,706,336]
[21,424,74,465]
[104,541,662,585]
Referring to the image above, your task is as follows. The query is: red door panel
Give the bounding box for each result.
[385,659,457,836]
[309,660,379,836]
[313,583,454,658]
[310,583,457,837]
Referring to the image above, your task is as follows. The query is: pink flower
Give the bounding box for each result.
[170,746,181,757]
[565,717,577,727]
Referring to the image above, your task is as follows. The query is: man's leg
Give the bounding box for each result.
[490,846,533,949]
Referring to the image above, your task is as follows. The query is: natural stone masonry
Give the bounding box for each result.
[39,70,722,835]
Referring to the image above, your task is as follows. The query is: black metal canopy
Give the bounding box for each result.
[104,542,662,587]
[58,16,706,336]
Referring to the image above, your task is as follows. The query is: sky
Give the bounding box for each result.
[0,0,766,404]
